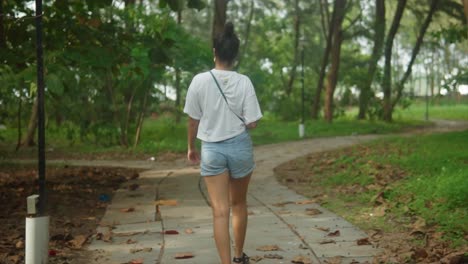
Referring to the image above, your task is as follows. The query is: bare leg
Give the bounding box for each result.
[230,173,252,258]
[204,171,231,264]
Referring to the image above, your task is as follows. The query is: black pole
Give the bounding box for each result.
[425,74,429,121]
[35,0,46,216]
[301,48,305,124]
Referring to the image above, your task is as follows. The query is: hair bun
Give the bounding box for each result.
[224,22,235,37]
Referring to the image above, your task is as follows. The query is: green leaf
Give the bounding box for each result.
[187,0,206,11]
[46,74,65,95]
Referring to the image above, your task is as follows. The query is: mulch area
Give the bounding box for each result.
[0,165,140,264]
[274,145,468,264]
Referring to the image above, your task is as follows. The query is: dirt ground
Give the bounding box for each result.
[275,145,468,264]
[0,165,140,264]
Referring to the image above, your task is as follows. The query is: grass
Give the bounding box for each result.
[312,131,468,245]
[393,103,468,121]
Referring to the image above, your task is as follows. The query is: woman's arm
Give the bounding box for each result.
[187,117,200,164]
[246,122,257,129]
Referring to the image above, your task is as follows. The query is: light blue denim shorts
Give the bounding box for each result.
[201,130,255,179]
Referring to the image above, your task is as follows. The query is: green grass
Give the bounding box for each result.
[393,102,468,121]
[323,131,468,244]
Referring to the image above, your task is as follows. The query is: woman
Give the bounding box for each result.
[183,22,262,264]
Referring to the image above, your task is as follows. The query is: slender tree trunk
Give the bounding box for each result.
[319,0,330,40]
[286,0,301,96]
[358,0,385,119]
[392,0,439,109]
[236,0,254,70]
[212,0,228,42]
[21,97,38,146]
[323,0,347,123]
[134,88,150,148]
[382,0,407,122]
[311,0,337,119]
[0,0,5,48]
[15,95,22,151]
[175,9,182,123]
[463,0,468,34]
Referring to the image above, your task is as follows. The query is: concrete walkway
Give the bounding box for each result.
[10,120,468,264]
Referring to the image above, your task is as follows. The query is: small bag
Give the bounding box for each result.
[209,70,246,125]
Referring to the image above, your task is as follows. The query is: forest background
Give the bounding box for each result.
[0,0,467,156]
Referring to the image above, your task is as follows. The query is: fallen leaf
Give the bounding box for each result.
[264,253,283,259]
[48,249,58,256]
[327,230,341,237]
[316,226,330,232]
[305,208,322,216]
[256,244,280,251]
[15,241,24,249]
[291,255,312,264]
[67,235,88,249]
[126,239,137,244]
[272,201,294,207]
[412,217,426,230]
[324,256,342,264]
[184,228,194,234]
[129,258,144,264]
[164,230,179,235]
[120,207,135,213]
[154,199,178,206]
[174,252,194,259]
[295,199,317,205]
[130,248,152,254]
[372,205,386,217]
[276,210,291,214]
[248,211,255,215]
[299,244,308,249]
[356,237,371,246]
[412,247,428,260]
[250,255,263,262]
[128,183,139,191]
[319,239,335,244]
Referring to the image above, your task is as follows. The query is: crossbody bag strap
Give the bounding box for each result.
[209,70,245,124]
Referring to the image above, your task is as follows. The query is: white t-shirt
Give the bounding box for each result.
[183,69,263,142]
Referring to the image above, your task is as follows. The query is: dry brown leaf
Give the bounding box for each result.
[67,235,88,249]
[412,217,426,230]
[126,239,137,244]
[120,207,135,213]
[295,199,317,205]
[15,241,24,249]
[327,230,341,237]
[319,239,336,244]
[174,252,194,259]
[372,205,386,217]
[324,256,342,264]
[291,255,312,264]
[129,258,144,264]
[412,247,428,260]
[154,199,178,206]
[276,210,291,214]
[316,226,330,232]
[305,208,322,216]
[250,255,263,262]
[263,253,283,259]
[184,228,194,234]
[128,183,139,191]
[164,230,179,235]
[356,237,371,246]
[256,244,280,251]
[130,248,152,254]
[299,244,308,249]
[272,201,294,207]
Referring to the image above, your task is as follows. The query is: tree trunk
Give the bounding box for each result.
[357,0,385,120]
[21,97,39,147]
[175,9,182,123]
[311,0,337,119]
[236,0,254,70]
[15,95,22,151]
[319,0,330,40]
[392,0,439,109]
[212,0,228,42]
[286,0,301,96]
[134,88,150,148]
[323,0,347,123]
[463,0,468,30]
[0,0,5,48]
[382,0,407,122]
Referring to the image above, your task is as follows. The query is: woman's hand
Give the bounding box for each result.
[246,122,257,129]
[187,149,200,164]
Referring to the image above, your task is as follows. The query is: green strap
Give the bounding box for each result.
[209,71,245,124]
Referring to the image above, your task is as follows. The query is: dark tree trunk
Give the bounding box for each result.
[212,0,228,42]
[286,0,301,96]
[392,0,440,109]
[22,97,39,147]
[0,0,5,48]
[311,0,336,119]
[323,0,347,123]
[15,95,22,151]
[463,0,468,28]
[382,0,407,122]
[175,9,182,123]
[134,88,150,148]
[358,0,385,119]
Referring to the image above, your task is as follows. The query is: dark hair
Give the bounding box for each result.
[213,22,240,65]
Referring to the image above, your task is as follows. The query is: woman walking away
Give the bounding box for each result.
[183,22,262,264]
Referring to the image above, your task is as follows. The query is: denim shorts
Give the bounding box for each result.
[201,130,255,179]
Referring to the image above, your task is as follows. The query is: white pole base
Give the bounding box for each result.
[299,123,305,138]
[26,216,49,264]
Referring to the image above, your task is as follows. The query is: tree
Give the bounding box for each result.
[323,0,347,123]
[357,0,385,120]
[382,0,407,122]
[285,0,301,96]
[212,0,229,41]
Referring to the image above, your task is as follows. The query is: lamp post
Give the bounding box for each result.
[26,1,49,263]
[298,34,306,138]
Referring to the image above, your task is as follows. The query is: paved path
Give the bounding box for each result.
[9,120,468,264]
